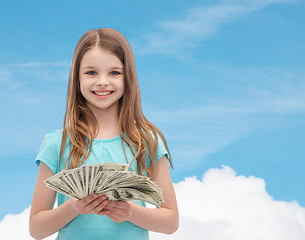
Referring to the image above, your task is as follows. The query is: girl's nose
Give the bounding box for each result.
[96,75,109,86]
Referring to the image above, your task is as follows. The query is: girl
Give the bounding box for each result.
[29,28,179,239]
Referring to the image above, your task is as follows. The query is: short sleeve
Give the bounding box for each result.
[35,130,62,174]
[143,132,169,175]
[156,133,169,162]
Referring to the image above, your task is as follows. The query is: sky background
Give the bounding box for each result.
[0,0,305,239]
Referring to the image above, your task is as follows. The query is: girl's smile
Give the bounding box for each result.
[92,90,114,97]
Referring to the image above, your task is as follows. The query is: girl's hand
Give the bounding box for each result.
[105,200,133,223]
[69,193,111,216]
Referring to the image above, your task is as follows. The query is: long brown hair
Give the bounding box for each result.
[59,28,173,176]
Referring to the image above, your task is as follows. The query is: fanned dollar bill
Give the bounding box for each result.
[44,162,164,207]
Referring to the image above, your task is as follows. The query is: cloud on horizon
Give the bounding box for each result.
[156,165,305,239]
[2,166,305,240]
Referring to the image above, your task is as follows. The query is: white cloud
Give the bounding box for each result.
[2,166,305,240]
[151,165,305,240]
[134,0,295,57]
[0,207,56,240]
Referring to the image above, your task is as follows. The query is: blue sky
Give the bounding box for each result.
[0,0,304,222]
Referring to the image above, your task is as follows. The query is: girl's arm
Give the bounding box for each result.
[29,162,110,240]
[105,156,179,234]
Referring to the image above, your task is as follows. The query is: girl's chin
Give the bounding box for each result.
[86,102,119,112]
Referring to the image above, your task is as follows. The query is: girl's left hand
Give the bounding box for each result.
[104,201,132,223]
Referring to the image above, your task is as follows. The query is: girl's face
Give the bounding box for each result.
[79,47,124,114]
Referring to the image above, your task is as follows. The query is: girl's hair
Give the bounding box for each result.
[59,28,173,176]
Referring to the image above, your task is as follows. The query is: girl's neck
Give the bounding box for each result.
[88,105,120,140]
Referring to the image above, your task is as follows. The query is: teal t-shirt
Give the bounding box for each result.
[35,129,168,240]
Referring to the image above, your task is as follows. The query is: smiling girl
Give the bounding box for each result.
[29,28,179,239]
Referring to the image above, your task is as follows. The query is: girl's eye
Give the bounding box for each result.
[110,71,120,76]
[86,71,96,75]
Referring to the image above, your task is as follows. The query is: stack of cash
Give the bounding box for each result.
[44,162,164,207]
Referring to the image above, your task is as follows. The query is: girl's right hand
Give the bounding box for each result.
[69,193,111,215]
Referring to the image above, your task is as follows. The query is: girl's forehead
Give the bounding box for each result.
[80,47,123,68]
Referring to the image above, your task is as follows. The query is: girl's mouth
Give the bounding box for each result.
[92,91,113,96]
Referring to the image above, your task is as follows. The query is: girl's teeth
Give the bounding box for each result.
[94,91,111,96]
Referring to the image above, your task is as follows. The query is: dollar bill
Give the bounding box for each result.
[44,162,164,207]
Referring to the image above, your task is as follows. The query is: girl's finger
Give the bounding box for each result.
[79,193,99,207]
[97,208,111,216]
[107,211,122,221]
[108,209,131,223]
[90,198,109,214]
[104,206,114,211]
[105,200,127,209]
[104,201,117,208]
[106,205,127,217]
[84,196,107,213]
